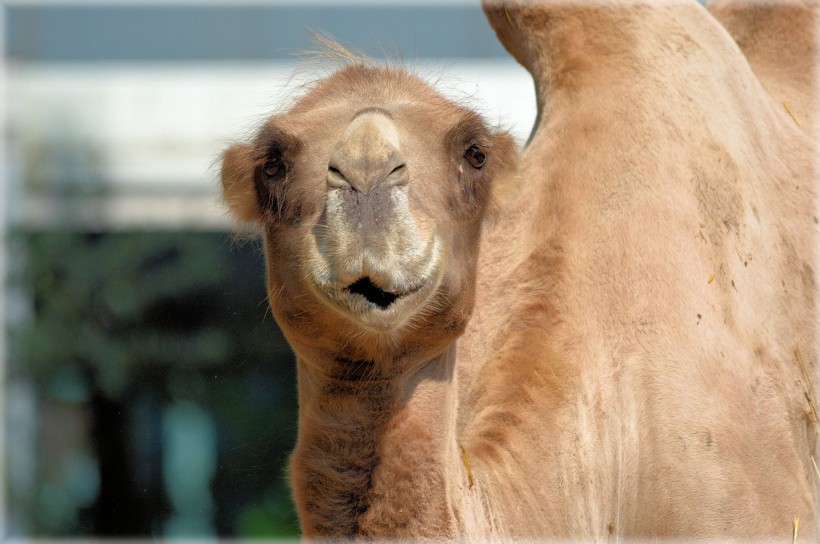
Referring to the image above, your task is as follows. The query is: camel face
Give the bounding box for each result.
[221,64,516,355]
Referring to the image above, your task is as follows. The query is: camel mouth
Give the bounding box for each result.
[345,277,400,309]
[311,269,440,332]
[307,235,443,331]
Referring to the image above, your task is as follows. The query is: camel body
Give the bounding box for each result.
[221,0,818,539]
[462,0,818,538]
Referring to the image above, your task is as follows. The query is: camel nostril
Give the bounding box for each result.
[346,277,399,309]
[327,165,353,190]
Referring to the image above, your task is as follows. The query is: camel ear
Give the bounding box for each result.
[220,143,261,223]
[486,131,520,215]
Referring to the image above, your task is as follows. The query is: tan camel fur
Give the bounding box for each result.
[220,0,818,539]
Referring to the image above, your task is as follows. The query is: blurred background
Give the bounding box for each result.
[1,0,534,539]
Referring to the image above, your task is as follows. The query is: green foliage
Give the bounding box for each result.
[9,229,300,537]
[14,230,232,397]
[237,485,300,538]
[12,231,260,397]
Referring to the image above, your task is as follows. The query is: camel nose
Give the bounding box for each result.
[327,111,408,194]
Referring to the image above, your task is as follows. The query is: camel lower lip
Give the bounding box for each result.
[317,277,432,331]
[340,280,424,312]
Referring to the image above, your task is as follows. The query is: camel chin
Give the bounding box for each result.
[309,262,443,332]
[306,230,446,331]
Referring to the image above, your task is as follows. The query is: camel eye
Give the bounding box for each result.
[262,154,285,180]
[464,145,486,169]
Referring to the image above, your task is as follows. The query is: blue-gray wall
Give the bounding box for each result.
[6,5,508,62]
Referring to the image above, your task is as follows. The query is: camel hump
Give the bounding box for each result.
[480,2,764,133]
[708,0,818,134]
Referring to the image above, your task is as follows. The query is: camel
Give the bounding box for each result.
[219,0,818,539]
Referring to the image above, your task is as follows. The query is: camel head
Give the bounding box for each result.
[220,62,517,367]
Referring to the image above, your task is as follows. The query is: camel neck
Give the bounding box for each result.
[291,344,465,538]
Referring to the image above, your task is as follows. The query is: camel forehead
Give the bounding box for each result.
[280,66,469,142]
[292,64,444,111]
[284,100,459,137]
